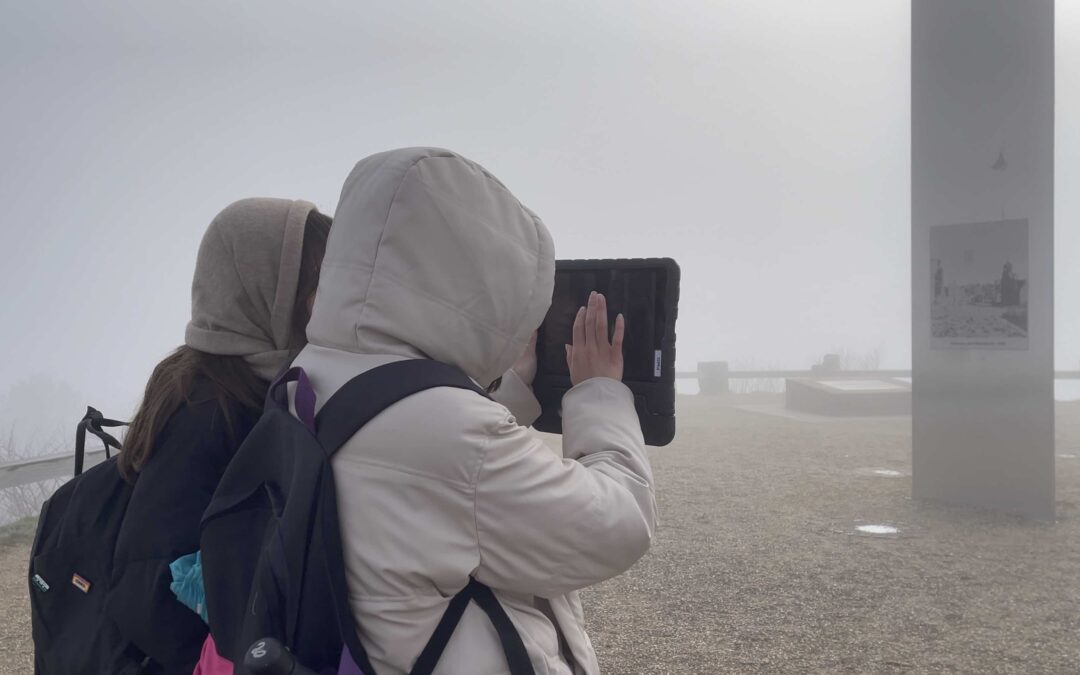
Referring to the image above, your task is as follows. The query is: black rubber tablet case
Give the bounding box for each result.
[533,258,680,446]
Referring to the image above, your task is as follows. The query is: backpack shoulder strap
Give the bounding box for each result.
[411,579,535,675]
[311,360,534,675]
[312,359,534,675]
[314,359,487,454]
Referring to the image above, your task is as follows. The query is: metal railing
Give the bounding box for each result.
[677,369,914,380]
[2,364,1078,491]
[0,447,109,491]
[679,359,1080,396]
[678,368,1080,380]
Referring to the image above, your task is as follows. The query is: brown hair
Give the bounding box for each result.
[118,209,332,481]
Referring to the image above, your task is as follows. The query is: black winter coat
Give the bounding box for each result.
[104,380,258,673]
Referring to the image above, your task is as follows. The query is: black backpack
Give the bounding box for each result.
[200,359,536,675]
[28,408,149,674]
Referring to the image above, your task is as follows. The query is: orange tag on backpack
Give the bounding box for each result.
[71,573,91,593]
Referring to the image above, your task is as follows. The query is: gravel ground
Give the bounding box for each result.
[581,395,1080,674]
[0,539,31,675]
[1,396,1078,674]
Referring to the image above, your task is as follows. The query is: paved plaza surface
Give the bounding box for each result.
[2,395,1078,674]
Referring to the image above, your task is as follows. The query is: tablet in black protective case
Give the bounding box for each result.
[532,258,680,446]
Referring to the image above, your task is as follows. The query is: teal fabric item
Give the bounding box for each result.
[169,551,208,624]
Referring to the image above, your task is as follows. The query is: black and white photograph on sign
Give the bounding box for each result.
[930,219,1029,350]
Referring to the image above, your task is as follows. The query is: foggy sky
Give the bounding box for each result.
[0,1,1076,423]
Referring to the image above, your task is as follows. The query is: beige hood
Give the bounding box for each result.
[308,148,555,387]
[185,197,317,380]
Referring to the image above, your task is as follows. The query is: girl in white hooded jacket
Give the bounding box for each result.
[291,147,656,674]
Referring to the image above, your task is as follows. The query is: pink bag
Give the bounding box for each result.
[192,635,233,675]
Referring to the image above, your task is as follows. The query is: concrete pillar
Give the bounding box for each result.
[912,0,1054,520]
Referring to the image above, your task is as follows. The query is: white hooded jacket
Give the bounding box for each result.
[292,148,656,674]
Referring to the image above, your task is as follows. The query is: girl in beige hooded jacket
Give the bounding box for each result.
[291,147,656,674]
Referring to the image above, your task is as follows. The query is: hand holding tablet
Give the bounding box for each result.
[533,258,681,446]
[565,291,625,385]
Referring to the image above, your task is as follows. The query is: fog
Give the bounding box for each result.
[0,0,1077,434]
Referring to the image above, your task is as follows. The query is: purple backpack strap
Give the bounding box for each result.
[337,648,364,675]
[268,366,317,434]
